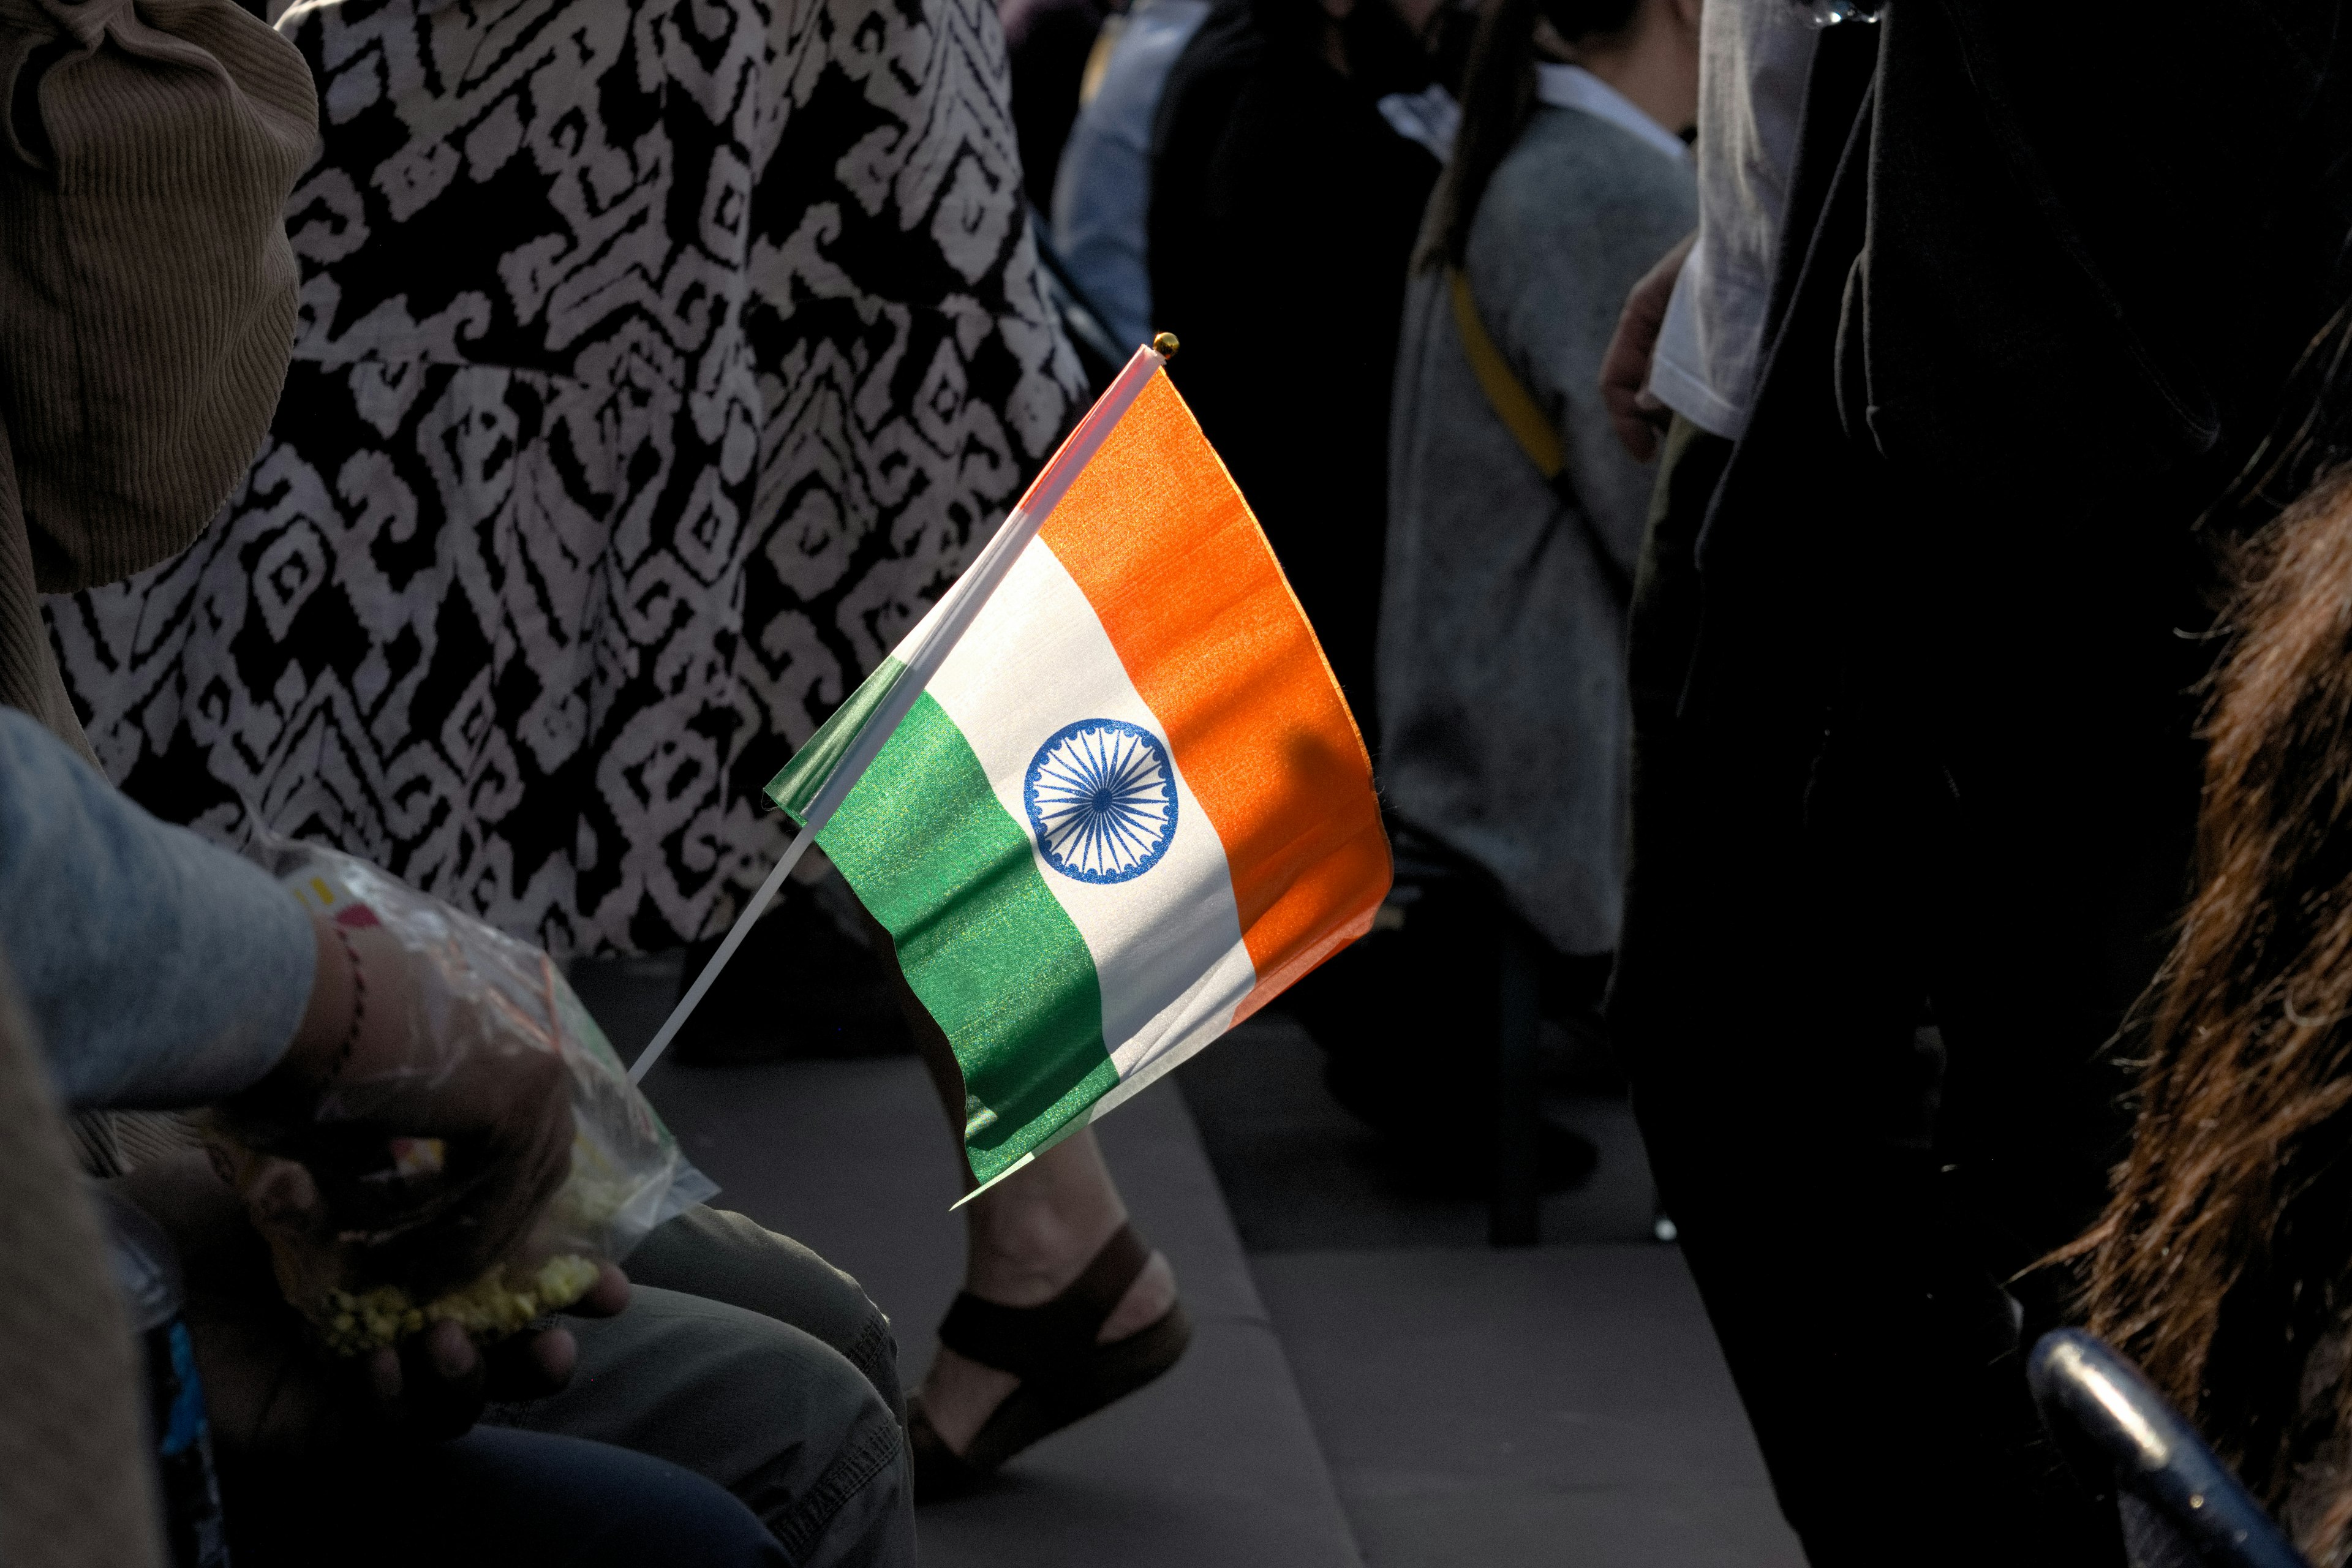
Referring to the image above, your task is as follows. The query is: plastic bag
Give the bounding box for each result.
[208,840,715,1355]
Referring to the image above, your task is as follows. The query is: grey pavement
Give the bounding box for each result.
[575,954,1806,1567]
[1180,1014,1804,1567]
[1254,1246,1801,1568]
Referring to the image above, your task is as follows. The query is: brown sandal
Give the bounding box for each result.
[907,1222,1192,1501]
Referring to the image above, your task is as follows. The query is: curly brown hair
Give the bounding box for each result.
[2079,304,2352,1553]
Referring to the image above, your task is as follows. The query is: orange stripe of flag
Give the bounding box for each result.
[1037,371,1392,1015]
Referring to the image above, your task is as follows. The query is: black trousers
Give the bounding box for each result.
[1609,419,2192,1566]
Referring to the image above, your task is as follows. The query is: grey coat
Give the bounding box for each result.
[1379,104,1695,954]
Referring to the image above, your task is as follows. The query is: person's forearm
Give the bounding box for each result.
[1600,229,1694,461]
[0,708,315,1108]
[259,913,431,1099]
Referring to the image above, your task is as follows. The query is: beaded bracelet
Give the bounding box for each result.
[324,922,367,1085]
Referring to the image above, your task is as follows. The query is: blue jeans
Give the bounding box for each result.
[225,1427,786,1567]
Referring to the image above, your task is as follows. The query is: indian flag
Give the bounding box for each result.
[765,344,1392,1186]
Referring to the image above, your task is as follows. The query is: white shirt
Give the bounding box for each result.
[1533,62,1691,166]
[1377,84,1463,163]
[1646,0,1820,439]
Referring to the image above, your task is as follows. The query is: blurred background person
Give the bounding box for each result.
[1147,0,1453,747]
[1005,0,1125,213]
[1052,0,1216,349]
[1600,3,2352,1562]
[1365,0,1694,1178]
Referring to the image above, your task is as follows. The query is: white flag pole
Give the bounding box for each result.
[628,337,1176,1084]
[627,831,816,1083]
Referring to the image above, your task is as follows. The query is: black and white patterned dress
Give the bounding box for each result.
[48,0,1084,956]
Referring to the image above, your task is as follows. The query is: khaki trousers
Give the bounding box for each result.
[492,1205,914,1568]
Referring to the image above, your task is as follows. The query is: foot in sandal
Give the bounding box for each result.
[908,1129,1189,1499]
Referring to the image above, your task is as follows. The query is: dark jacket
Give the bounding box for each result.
[1147,0,1439,744]
[1684,1,2352,757]
[1003,0,1116,209]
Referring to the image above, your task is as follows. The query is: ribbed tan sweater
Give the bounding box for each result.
[0,3,311,1560]
[0,0,314,758]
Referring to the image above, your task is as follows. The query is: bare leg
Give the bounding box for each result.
[890,918,1180,1452]
[920,1130,1180,1450]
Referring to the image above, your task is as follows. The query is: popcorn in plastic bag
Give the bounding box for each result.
[208,840,716,1355]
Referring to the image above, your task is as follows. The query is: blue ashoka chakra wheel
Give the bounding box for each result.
[1023,718,1180,884]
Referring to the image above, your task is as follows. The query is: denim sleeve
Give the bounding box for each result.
[0,707,314,1108]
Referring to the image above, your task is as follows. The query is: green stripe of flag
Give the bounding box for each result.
[803,691,1117,1183]
[769,657,908,823]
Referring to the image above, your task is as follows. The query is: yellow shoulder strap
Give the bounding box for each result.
[1447,267,1563,481]
[1078,15,1123,107]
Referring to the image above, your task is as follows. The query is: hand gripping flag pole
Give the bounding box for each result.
[626,337,1181,1087]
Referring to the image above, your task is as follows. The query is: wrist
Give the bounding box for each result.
[279,911,364,1091]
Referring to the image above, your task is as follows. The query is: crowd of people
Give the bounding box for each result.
[7,0,2352,1562]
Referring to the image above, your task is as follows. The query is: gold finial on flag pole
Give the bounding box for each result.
[1152,331,1179,358]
